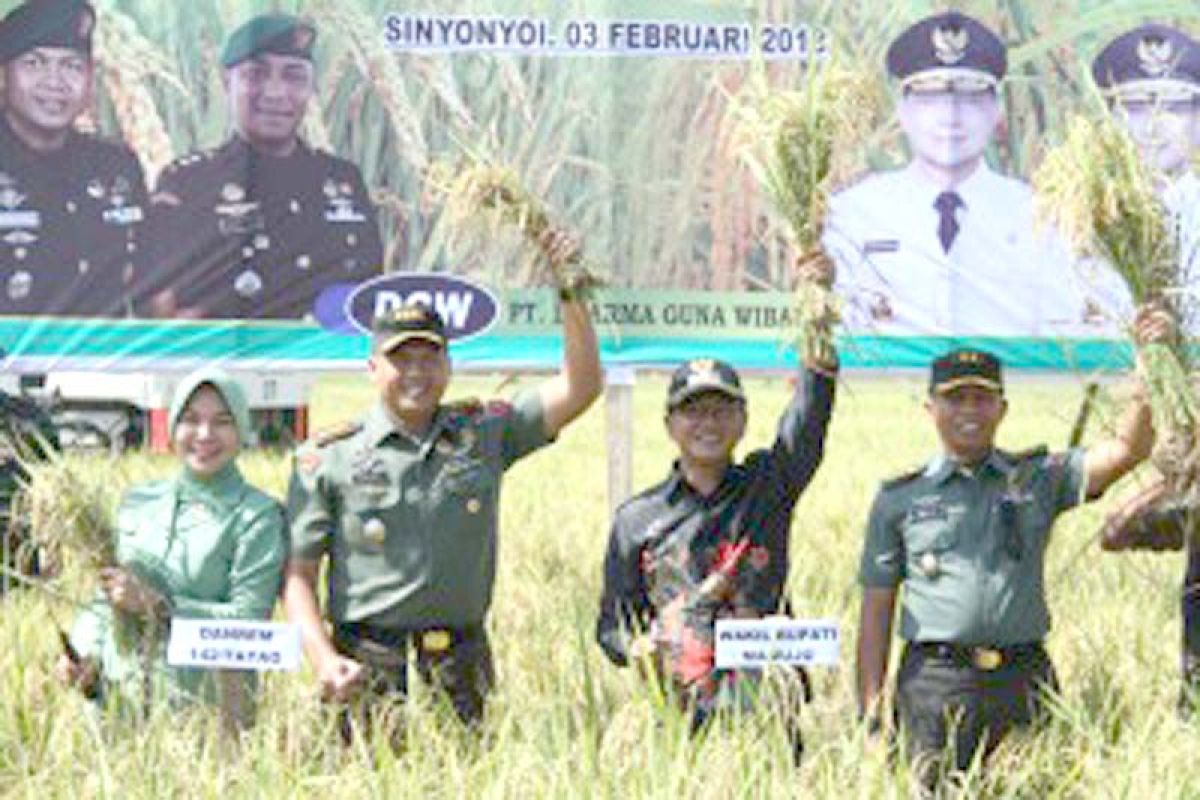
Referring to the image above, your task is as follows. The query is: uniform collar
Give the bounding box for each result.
[926,449,1008,484]
[227,133,310,162]
[176,461,245,506]
[905,160,998,209]
[665,459,743,504]
[364,401,454,452]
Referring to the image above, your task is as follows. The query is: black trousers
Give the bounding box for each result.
[333,622,494,739]
[895,642,1057,779]
[1183,543,1200,687]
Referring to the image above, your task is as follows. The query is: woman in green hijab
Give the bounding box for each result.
[55,368,286,725]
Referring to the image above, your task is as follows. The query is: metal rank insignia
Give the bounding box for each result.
[972,648,1003,671]
[466,498,482,514]
[919,551,940,578]
[234,268,264,298]
[363,517,387,544]
[421,629,452,652]
[932,24,968,65]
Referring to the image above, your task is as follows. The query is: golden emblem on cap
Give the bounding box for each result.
[1137,36,1174,78]
[77,7,94,38]
[222,183,246,203]
[363,517,387,544]
[932,25,968,66]
[436,438,454,456]
[422,630,452,652]
[466,498,482,514]
[973,648,1003,671]
[919,552,940,578]
[686,358,721,388]
[294,25,315,51]
[957,351,981,363]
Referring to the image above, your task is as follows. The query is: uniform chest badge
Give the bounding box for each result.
[222,183,246,203]
[233,269,263,298]
[919,551,941,578]
[466,498,482,514]
[351,453,390,486]
[7,271,31,300]
[363,517,387,544]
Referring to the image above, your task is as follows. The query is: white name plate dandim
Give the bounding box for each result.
[167,620,301,671]
[714,618,839,670]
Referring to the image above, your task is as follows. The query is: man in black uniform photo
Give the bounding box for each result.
[0,0,148,317]
[143,13,383,321]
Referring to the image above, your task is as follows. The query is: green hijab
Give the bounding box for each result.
[167,367,253,445]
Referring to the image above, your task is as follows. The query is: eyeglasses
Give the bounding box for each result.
[673,399,742,423]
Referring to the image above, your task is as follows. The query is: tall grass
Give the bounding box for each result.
[3,372,1194,796]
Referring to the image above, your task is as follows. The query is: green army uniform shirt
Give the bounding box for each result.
[70,463,287,710]
[287,393,549,630]
[859,447,1086,645]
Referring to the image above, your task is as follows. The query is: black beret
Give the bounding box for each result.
[1092,24,1200,100]
[221,13,316,69]
[886,12,1007,91]
[930,348,1004,395]
[0,0,94,65]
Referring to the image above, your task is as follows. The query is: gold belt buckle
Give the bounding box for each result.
[972,647,1003,671]
[421,629,452,653]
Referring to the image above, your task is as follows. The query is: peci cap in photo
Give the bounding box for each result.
[221,13,316,68]
[0,0,95,65]
[371,303,447,353]
[666,358,745,410]
[886,12,1006,93]
[929,348,1003,395]
[1092,24,1200,103]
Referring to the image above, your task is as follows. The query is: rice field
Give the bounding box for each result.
[3,371,1198,798]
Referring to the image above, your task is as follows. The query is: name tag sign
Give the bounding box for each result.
[714,618,839,669]
[167,620,301,671]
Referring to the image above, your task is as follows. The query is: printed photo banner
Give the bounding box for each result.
[0,0,1194,373]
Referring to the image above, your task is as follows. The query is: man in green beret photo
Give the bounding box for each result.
[140,12,383,320]
[0,0,149,316]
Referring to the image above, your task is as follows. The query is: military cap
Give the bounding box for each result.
[0,0,95,64]
[1092,24,1200,102]
[372,303,447,353]
[220,13,316,68]
[886,12,1007,92]
[666,358,745,410]
[929,348,1003,395]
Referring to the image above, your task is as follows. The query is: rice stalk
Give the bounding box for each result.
[309,0,429,172]
[1035,114,1198,495]
[433,159,605,300]
[94,8,186,182]
[731,60,881,364]
[16,454,120,581]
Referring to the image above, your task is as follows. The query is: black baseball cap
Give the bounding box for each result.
[0,0,95,64]
[1092,24,1200,102]
[666,358,745,410]
[886,12,1006,92]
[221,13,316,68]
[371,303,447,353]
[929,348,1003,395]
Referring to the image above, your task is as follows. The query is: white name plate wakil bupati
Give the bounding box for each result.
[166,620,301,671]
[714,618,839,669]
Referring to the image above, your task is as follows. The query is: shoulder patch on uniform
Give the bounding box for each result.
[446,398,484,417]
[313,421,363,447]
[484,399,513,417]
[881,465,924,490]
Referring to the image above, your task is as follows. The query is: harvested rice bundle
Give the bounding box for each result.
[733,62,880,366]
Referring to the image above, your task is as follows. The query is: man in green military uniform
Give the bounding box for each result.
[141,13,382,320]
[855,330,1162,784]
[283,268,601,730]
[0,0,149,316]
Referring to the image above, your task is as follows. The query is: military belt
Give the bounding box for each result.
[910,641,1044,672]
[335,621,483,658]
